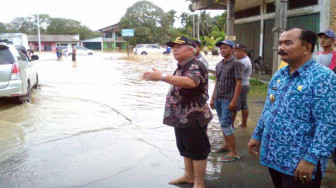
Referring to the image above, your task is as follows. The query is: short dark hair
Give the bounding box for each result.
[285,27,317,53]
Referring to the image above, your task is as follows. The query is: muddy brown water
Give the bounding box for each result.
[0,52,334,188]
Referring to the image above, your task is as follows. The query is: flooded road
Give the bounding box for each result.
[0,52,335,188]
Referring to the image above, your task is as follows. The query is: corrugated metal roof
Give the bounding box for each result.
[98,24,119,32]
[82,37,102,42]
[27,35,80,42]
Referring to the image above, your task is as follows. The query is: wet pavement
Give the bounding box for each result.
[0,52,335,188]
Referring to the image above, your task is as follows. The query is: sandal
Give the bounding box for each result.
[218,156,241,162]
[213,147,230,153]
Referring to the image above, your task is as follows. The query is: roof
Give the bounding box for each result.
[82,37,102,42]
[27,35,80,42]
[98,24,119,32]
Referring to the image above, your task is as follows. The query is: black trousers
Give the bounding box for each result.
[268,163,322,188]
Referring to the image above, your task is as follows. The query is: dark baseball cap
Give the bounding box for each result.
[215,40,235,48]
[235,43,248,51]
[317,29,336,39]
[167,36,196,48]
[193,40,201,46]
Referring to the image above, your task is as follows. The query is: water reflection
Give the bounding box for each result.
[0,52,334,187]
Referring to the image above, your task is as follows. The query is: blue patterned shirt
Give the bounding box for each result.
[252,58,336,178]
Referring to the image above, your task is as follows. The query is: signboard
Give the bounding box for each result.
[122,29,134,37]
[225,35,236,41]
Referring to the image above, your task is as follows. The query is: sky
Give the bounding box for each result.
[0,0,225,31]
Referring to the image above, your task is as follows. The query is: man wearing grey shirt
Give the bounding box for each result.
[194,40,209,68]
[233,43,252,128]
[316,29,336,72]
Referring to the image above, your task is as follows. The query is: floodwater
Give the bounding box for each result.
[0,52,335,188]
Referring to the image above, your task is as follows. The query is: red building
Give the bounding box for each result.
[27,35,80,52]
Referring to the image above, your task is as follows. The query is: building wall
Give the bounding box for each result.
[331,0,336,31]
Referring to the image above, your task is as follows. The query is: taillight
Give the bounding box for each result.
[11,62,20,80]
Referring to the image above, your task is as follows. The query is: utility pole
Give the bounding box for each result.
[272,0,288,75]
[225,0,236,41]
[37,13,41,52]
[197,11,200,40]
[193,13,195,38]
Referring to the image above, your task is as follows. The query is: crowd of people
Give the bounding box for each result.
[143,27,336,188]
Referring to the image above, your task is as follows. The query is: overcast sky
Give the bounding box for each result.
[0,0,224,31]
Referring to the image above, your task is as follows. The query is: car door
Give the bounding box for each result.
[76,46,86,55]
[17,49,34,91]
[152,45,163,55]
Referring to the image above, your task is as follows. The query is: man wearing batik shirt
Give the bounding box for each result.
[248,27,336,187]
[143,36,212,188]
[316,29,336,72]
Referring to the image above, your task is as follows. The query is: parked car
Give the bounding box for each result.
[0,40,39,103]
[133,44,167,55]
[62,45,93,56]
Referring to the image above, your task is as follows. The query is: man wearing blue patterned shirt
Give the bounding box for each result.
[248,27,336,187]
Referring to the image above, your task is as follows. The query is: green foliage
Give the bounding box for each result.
[204,36,222,50]
[249,78,268,98]
[208,76,268,98]
[119,0,176,45]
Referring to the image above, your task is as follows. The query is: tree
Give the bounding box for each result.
[198,11,215,37]
[0,22,8,33]
[118,0,174,45]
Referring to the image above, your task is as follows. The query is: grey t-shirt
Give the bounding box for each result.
[239,56,252,86]
[315,52,333,67]
[196,54,208,68]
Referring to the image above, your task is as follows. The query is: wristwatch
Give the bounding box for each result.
[161,73,167,81]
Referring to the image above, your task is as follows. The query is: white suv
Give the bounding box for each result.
[62,46,93,56]
[133,44,167,55]
[0,40,39,103]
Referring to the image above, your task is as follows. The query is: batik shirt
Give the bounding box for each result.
[252,58,336,178]
[163,57,213,128]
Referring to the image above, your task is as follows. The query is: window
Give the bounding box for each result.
[289,0,318,9]
[105,33,113,38]
[17,49,29,61]
[0,46,15,64]
[266,2,275,13]
[44,44,52,51]
[235,6,260,19]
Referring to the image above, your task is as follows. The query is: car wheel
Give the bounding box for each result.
[68,53,72,56]
[19,82,31,103]
[141,52,147,55]
[33,75,38,89]
[88,52,93,55]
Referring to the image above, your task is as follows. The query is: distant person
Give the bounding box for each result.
[210,40,244,162]
[165,46,171,54]
[56,44,61,60]
[143,36,212,188]
[232,43,252,128]
[28,43,34,59]
[194,40,208,68]
[248,27,336,187]
[316,29,336,72]
[72,45,76,62]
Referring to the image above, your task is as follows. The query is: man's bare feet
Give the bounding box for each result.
[169,174,194,184]
[239,123,247,128]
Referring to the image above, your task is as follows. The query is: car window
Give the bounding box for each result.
[17,49,29,61]
[152,45,160,49]
[76,46,85,50]
[0,46,15,65]
[145,45,155,49]
[136,44,144,48]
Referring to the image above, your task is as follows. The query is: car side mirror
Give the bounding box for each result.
[31,55,39,61]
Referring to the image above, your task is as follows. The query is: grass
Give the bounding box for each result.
[208,76,268,98]
[249,78,268,98]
